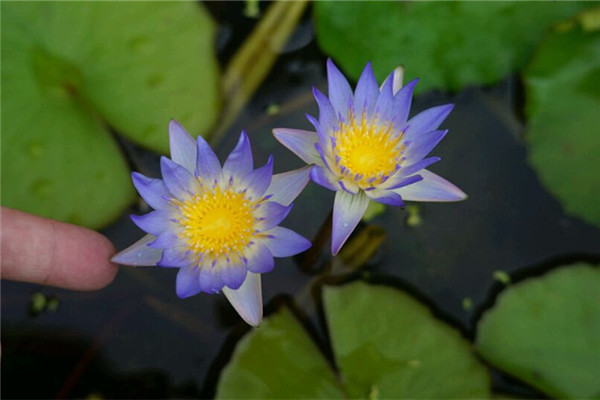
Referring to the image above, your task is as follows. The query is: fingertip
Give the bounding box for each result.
[79,229,120,290]
[47,218,119,290]
[1,207,119,291]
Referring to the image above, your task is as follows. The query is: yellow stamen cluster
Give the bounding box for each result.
[333,112,403,187]
[173,185,256,261]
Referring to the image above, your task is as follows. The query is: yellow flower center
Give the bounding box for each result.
[173,185,256,261]
[334,113,403,187]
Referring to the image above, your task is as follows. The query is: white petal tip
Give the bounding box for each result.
[246,315,263,327]
[331,191,370,256]
[392,66,405,94]
[111,235,162,266]
[222,272,263,327]
[236,305,263,327]
[331,245,341,257]
[330,232,348,255]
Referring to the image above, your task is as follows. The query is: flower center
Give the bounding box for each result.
[333,113,403,187]
[175,186,256,260]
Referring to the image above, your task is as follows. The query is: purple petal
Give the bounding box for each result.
[392,78,418,128]
[354,62,379,118]
[245,242,275,274]
[306,113,319,131]
[198,265,224,293]
[256,202,292,230]
[310,165,339,191]
[365,189,404,206]
[404,129,447,164]
[169,120,197,173]
[338,179,359,195]
[176,266,202,299]
[313,88,339,142]
[381,173,423,191]
[373,71,394,121]
[399,156,440,177]
[132,172,170,210]
[272,128,320,165]
[158,246,191,268]
[379,72,391,91]
[327,58,353,119]
[195,134,222,182]
[241,156,273,200]
[160,157,198,200]
[111,234,162,266]
[220,261,248,290]
[331,191,370,255]
[394,169,467,202]
[380,66,405,95]
[131,210,169,236]
[223,131,253,179]
[263,226,311,257]
[148,230,179,249]
[307,114,332,157]
[267,166,311,206]
[314,142,334,168]
[222,272,262,326]
[404,104,454,138]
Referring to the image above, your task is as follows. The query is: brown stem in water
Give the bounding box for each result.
[300,209,333,273]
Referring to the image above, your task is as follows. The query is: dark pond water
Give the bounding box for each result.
[2,3,600,399]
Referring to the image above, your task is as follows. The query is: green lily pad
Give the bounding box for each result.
[217,282,490,398]
[314,2,589,93]
[1,48,135,228]
[324,282,490,398]
[476,264,600,398]
[524,8,600,227]
[216,308,346,399]
[1,2,219,228]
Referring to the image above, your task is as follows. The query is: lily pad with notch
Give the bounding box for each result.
[1,2,220,228]
[216,281,490,398]
[314,2,590,93]
[476,263,600,399]
[523,7,600,228]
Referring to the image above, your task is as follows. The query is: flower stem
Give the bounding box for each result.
[300,208,333,273]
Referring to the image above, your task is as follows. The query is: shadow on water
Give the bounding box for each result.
[1,326,202,399]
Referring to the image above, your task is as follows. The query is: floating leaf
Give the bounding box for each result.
[216,308,346,399]
[217,282,490,398]
[314,2,589,93]
[324,282,490,398]
[477,264,600,398]
[1,2,219,228]
[524,7,600,227]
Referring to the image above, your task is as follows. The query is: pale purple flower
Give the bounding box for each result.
[112,121,311,326]
[273,60,467,255]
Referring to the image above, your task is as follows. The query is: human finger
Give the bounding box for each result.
[1,207,118,290]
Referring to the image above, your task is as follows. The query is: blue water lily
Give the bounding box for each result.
[273,60,467,255]
[113,121,311,326]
